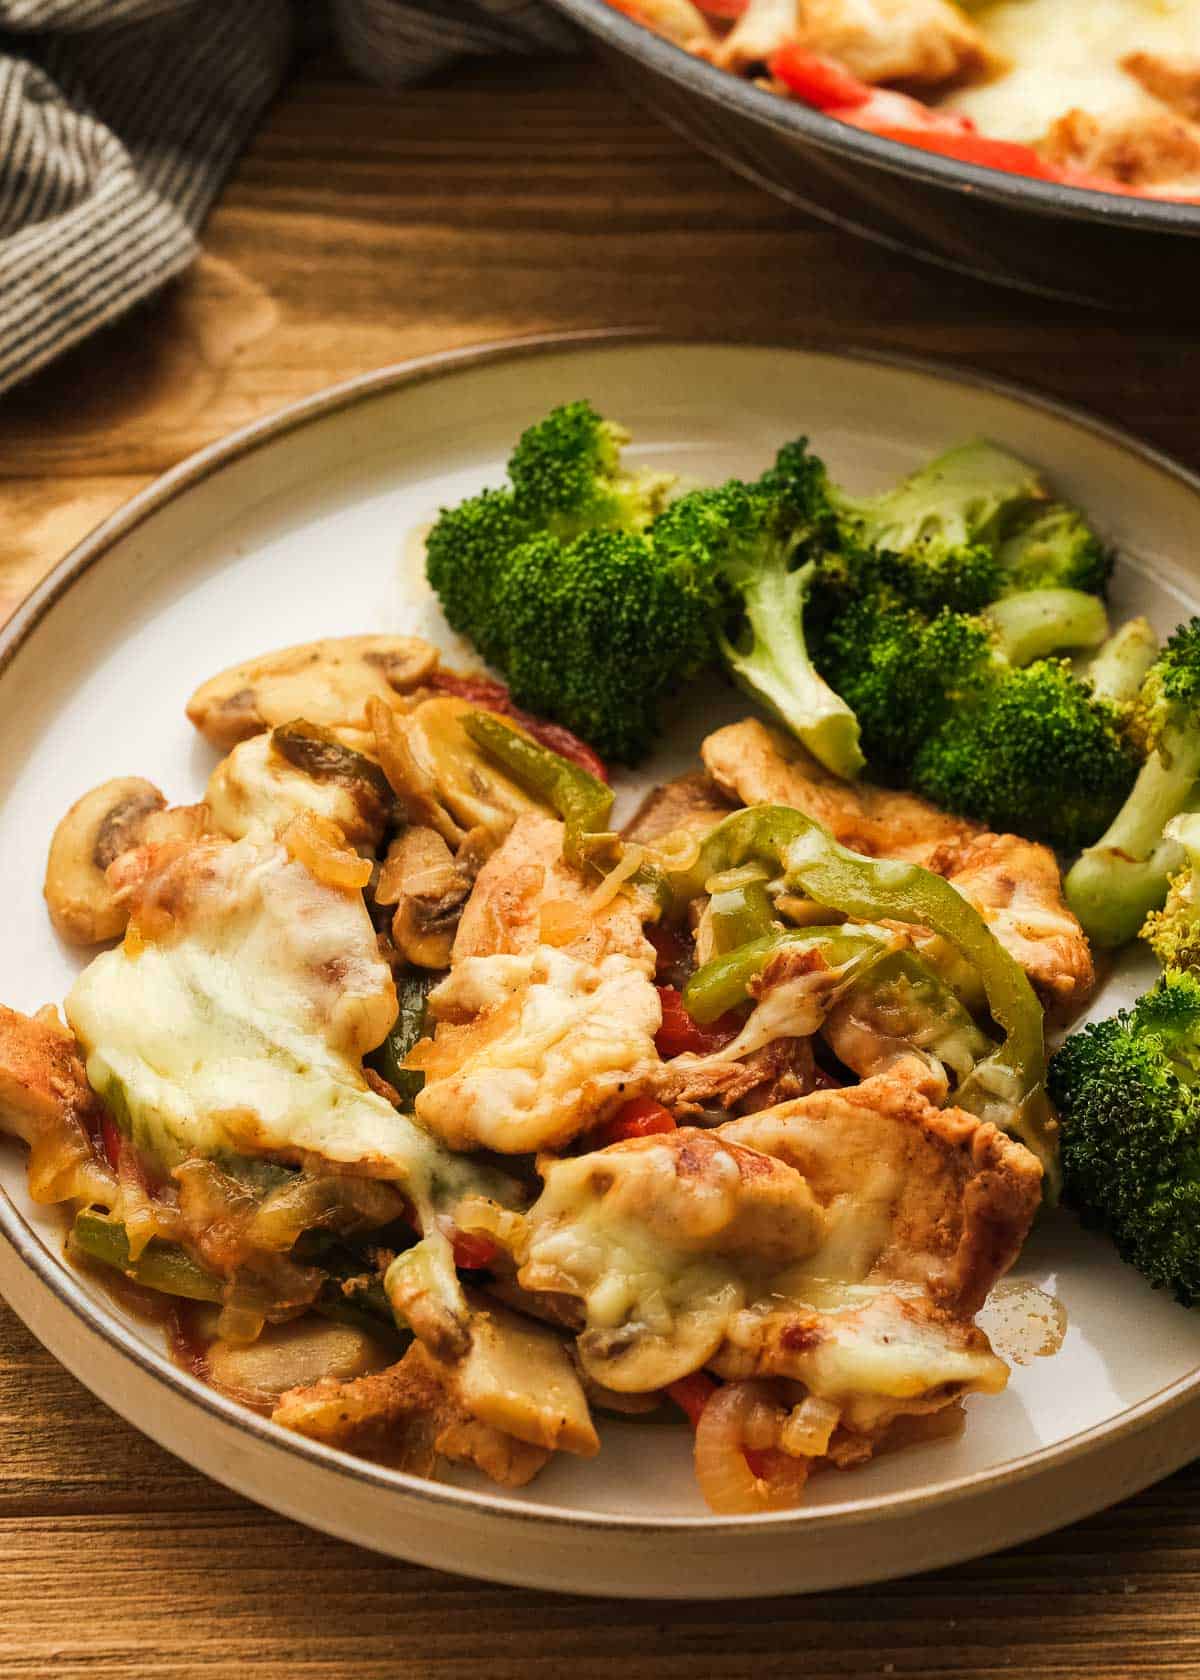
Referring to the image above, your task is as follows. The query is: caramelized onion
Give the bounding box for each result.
[282,812,372,891]
[693,1380,811,1514]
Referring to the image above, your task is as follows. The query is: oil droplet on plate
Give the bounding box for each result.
[977,1280,1068,1364]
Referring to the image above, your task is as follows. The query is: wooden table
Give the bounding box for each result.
[3,47,1200,1680]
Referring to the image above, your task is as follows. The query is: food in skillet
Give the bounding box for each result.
[2,404,1197,1515]
[604,0,1200,202]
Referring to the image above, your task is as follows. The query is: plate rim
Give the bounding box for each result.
[4,326,1200,1539]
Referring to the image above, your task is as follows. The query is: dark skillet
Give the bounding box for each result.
[545,0,1200,310]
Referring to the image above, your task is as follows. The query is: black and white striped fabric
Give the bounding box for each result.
[0,0,577,393]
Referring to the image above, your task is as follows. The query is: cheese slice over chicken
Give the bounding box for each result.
[498,1061,1041,1440]
[951,0,1200,150]
[65,835,503,1214]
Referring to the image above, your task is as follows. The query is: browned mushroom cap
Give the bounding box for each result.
[376,826,472,968]
[186,635,440,749]
[44,779,210,945]
[45,778,165,944]
[205,723,394,848]
[368,695,545,852]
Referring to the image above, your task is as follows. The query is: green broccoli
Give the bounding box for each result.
[983,587,1110,668]
[507,399,675,541]
[1087,616,1159,708]
[1066,620,1200,946]
[423,488,533,666]
[810,596,994,780]
[1142,812,1200,972]
[994,501,1113,597]
[652,466,864,779]
[830,439,1111,609]
[833,439,1041,573]
[486,528,716,764]
[911,659,1140,852]
[1050,972,1200,1303]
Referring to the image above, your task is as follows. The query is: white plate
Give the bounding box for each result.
[3,335,1200,1598]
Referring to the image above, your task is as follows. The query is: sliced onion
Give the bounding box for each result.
[693,1380,811,1514]
[586,844,644,912]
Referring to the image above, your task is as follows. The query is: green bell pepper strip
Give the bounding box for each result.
[664,806,1059,1193]
[368,971,434,1105]
[683,925,889,1023]
[705,870,778,957]
[71,1210,224,1302]
[463,710,614,867]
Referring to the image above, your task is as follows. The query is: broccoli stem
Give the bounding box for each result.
[1087,617,1159,706]
[985,588,1109,668]
[1065,737,1200,946]
[719,560,865,781]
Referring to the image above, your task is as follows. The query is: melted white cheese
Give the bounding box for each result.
[65,837,501,1214]
[951,0,1200,142]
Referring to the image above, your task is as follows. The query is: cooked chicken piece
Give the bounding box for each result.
[652,1036,821,1118]
[618,0,715,50]
[205,728,390,850]
[273,1341,551,1487]
[720,1058,1041,1316]
[187,635,439,749]
[518,1128,828,1390]
[929,831,1095,1018]
[623,773,735,847]
[702,719,979,865]
[454,812,655,973]
[1040,105,1200,189]
[493,1052,1038,1456]
[702,719,1094,1015]
[1124,53,1200,124]
[720,0,998,86]
[409,944,661,1154]
[0,1004,114,1205]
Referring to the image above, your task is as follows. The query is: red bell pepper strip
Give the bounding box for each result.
[767,46,872,111]
[655,986,742,1058]
[429,670,609,783]
[100,1114,122,1173]
[451,1228,500,1270]
[591,1096,677,1148]
[665,1370,719,1428]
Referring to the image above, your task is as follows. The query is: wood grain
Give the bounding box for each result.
[2,46,1200,1679]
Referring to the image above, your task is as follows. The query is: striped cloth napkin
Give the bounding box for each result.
[0,0,576,394]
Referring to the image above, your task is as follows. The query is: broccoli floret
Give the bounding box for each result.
[995,502,1113,597]
[653,472,864,779]
[487,529,716,763]
[983,586,1110,668]
[423,489,533,665]
[811,597,994,780]
[1066,620,1200,947]
[507,400,675,541]
[1086,616,1159,708]
[833,439,1042,580]
[1050,972,1200,1303]
[1142,813,1200,972]
[911,660,1139,852]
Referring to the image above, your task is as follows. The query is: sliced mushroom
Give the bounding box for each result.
[206,724,392,849]
[186,635,440,749]
[44,778,210,945]
[369,695,545,852]
[449,1292,599,1457]
[207,1317,394,1408]
[376,826,470,968]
